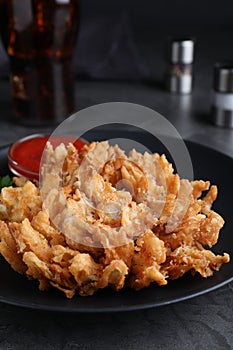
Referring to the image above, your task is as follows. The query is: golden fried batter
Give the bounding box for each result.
[0,141,230,298]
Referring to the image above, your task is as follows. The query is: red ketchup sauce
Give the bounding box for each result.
[8,134,88,180]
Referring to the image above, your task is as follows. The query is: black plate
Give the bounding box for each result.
[0,139,233,313]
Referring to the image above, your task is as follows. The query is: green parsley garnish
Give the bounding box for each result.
[0,175,13,192]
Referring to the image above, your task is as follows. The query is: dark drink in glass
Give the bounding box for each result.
[0,0,79,125]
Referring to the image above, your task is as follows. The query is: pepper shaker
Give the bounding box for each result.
[211,62,233,128]
[166,38,194,94]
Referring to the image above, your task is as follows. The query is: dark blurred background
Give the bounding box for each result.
[81,0,233,27]
[75,0,233,81]
[1,0,233,82]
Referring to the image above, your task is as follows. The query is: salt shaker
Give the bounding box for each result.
[211,62,233,128]
[166,39,194,94]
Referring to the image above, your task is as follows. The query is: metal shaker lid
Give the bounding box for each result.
[169,39,194,64]
[214,62,233,92]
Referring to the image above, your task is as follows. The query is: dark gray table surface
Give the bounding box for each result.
[1,30,233,350]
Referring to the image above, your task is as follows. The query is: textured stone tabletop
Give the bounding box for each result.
[0,286,233,349]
